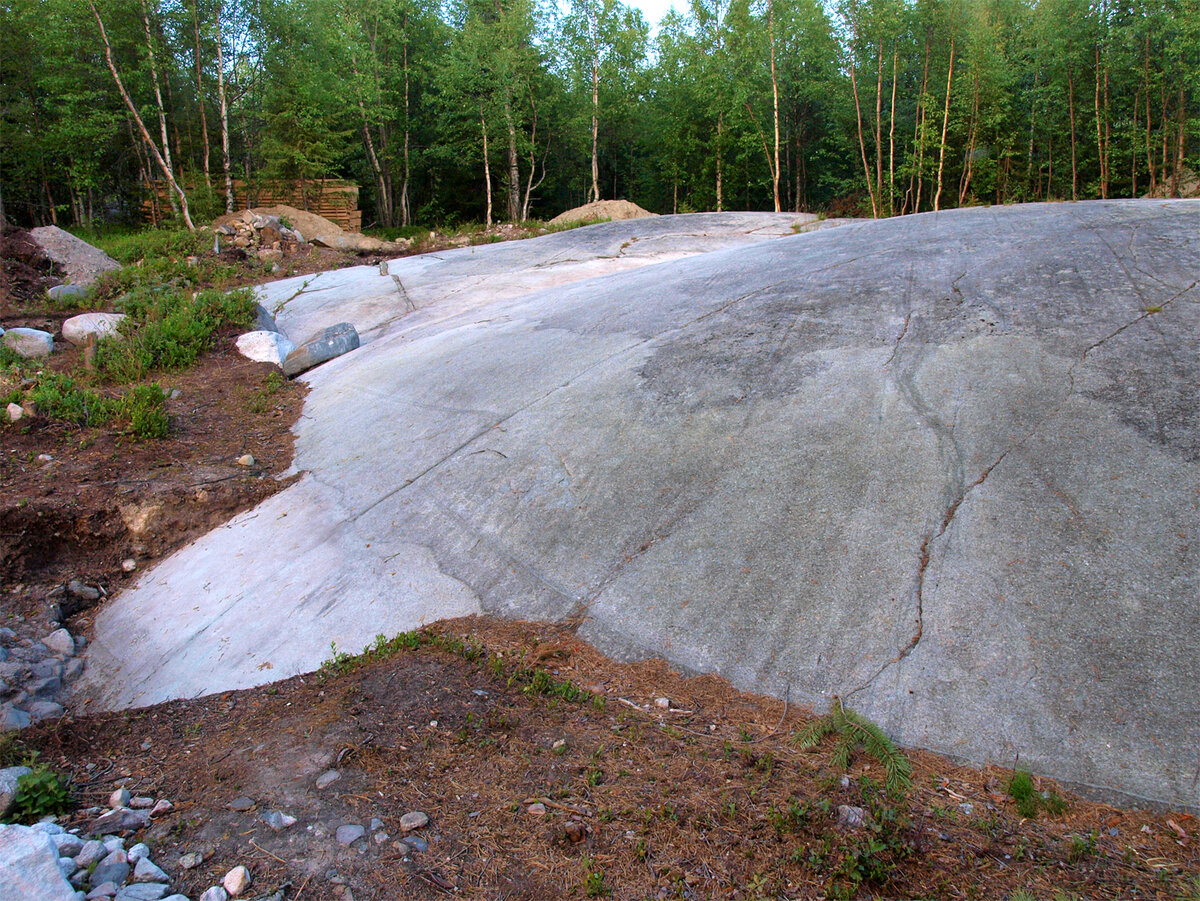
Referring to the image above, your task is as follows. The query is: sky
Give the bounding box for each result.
[627,0,681,28]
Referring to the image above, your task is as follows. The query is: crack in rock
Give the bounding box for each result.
[845,277,1198,702]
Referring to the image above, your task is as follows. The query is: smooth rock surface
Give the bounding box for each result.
[3,327,54,358]
[79,203,1200,811]
[235,330,295,365]
[62,313,126,346]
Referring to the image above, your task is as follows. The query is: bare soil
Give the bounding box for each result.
[1,225,61,305]
[18,618,1200,900]
[549,200,657,225]
[2,238,1197,901]
[0,319,307,627]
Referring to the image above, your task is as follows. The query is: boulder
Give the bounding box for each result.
[549,199,657,225]
[77,203,1200,812]
[42,629,76,658]
[235,331,295,366]
[0,824,78,901]
[0,765,32,817]
[48,284,89,301]
[3,327,54,358]
[310,233,383,253]
[92,807,151,834]
[62,313,126,346]
[255,304,281,333]
[29,226,120,287]
[282,322,359,377]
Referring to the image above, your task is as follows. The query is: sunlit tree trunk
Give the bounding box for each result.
[1067,63,1078,200]
[850,54,878,217]
[481,107,493,227]
[215,0,233,213]
[768,0,780,212]
[90,0,193,229]
[193,0,211,189]
[934,39,954,212]
[716,114,724,211]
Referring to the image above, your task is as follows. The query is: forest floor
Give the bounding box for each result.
[1,227,1198,901]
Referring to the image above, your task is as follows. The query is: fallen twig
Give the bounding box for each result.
[522,796,592,817]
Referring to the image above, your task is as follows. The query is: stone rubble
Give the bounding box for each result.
[0,780,276,901]
[0,619,86,736]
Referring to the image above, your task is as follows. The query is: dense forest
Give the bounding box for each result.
[1,0,1196,230]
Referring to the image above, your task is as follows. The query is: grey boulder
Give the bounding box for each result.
[29,226,120,287]
[282,322,360,377]
[48,284,89,301]
[78,203,1200,812]
[91,807,150,835]
[0,824,78,900]
[0,765,32,817]
[255,304,281,333]
[3,327,54,358]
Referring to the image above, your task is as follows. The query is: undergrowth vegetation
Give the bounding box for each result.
[794,698,914,797]
[4,231,257,439]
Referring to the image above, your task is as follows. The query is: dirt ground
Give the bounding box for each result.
[18,618,1200,900]
[0,316,307,626]
[1,233,1198,901]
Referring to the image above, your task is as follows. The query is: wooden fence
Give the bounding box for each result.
[146,179,362,231]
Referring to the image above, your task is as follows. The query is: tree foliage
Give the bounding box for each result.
[1,0,1196,228]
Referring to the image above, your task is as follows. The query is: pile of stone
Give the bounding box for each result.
[0,623,85,731]
[211,211,306,265]
[29,226,121,290]
[0,798,263,901]
[211,205,410,258]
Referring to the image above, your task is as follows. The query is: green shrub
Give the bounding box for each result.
[95,287,255,382]
[793,699,913,797]
[1008,769,1067,818]
[90,228,242,298]
[8,766,70,823]
[119,384,170,439]
[21,372,168,438]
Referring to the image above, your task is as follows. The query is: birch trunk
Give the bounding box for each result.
[590,35,600,203]
[715,114,724,211]
[401,20,412,226]
[193,1,211,189]
[850,58,878,217]
[91,0,193,229]
[1067,64,1078,200]
[504,99,520,221]
[215,0,234,213]
[934,39,954,212]
[768,0,781,212]
[481,108,493,227]
[888,49,896,216]
[140,0,177,216]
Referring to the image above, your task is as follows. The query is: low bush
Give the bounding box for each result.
[8,765,71,823]
[94,286,255,382]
